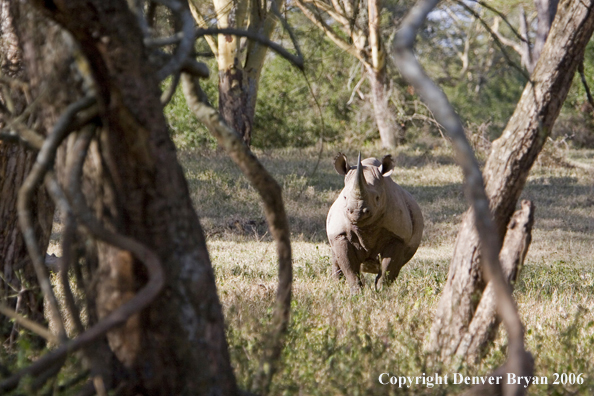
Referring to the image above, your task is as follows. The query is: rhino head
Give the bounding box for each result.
[334,152,395,226]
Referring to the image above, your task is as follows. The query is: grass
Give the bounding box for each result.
[176,141,594,395]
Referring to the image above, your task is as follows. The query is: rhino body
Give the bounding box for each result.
[326,153,423,292]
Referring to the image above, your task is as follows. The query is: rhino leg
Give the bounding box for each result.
[375,239,407,291]
[331,254,344,280]
[331,237,363,293]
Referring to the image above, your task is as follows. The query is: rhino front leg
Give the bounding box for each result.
[375,239,407,291]
[331,253,344,280]
[331,237,363,293]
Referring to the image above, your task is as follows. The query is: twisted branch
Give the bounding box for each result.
[154,1,196,81]
[1,118,165,394]
[44,171,85,336]
[0,303,58,344]
[196,27,304,69]
[16,95,96,344]
[182,73,292,395]
[453,0,531,81]
[392,1,533,395]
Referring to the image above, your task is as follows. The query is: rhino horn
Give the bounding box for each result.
[352,152,365,199]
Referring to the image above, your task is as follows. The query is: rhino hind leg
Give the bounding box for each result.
[331,237,363,293]
[375,240,408,291]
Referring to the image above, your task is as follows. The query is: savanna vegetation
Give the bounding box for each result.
[174,143,594,395]
[1,0,594,395]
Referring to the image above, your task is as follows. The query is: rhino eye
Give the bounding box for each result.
[375,196,380,202]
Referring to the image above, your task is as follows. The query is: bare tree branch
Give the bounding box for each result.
[578,60,594,111]
[270,0,304,64]
[155,1,196,81]
[0,303,59,344]
[152,50,210,78]
[453,0,531,81]
[196,27,305,69]
[17,95,96,345]
[147,25,305,71]
[392,1,533,395]
[144,31,185,48]
[468,0,528,44]
[0,127,165,392]
[182,73,292,395]
[295,0,363,62]
[519,6,534,73]
[44,171,85,336]
[491,17,524,55]
[161,71,181,105]
[188,1,219,56]
[302,0,351,27]
[2,120,45,148]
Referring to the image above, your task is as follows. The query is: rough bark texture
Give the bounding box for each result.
[32,0,237,394]
[367,67,404,148]
[197,0,278,146]
[0,0,62,341]
[219,67,251,145]
[429,0,594,361]
[455,200,534,362]
[0,146,52,338]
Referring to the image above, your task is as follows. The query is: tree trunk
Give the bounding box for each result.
[429,0,594,361]
[0,146,53,339]
[206,0,277,147]
[534,0,560,62]
[212,0,251,145]
[367,66,404,148]
[367,0,403,148]
[34,0,238,393]
[455,200,534,362]
[521,0,559,74]
[0,0,57,342]
[219,67,252,145]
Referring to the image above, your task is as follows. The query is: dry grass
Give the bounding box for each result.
[177,142,594,395]
[42,142,594,394]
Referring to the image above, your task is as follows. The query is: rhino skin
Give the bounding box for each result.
[326,152,423,292]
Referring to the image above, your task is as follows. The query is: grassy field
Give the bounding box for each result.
[176,141,594,395]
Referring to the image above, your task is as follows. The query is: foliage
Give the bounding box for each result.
[553,39,594,148]
[251,34,354,148]
[161,2,594,150]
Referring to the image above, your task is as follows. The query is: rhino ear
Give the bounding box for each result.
[333,152,350,175]
[379,155,395,176]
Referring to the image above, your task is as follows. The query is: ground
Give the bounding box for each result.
[48,141,594,395]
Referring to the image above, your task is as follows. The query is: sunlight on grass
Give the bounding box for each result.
[173,143,594,395]
[44,143,594,394]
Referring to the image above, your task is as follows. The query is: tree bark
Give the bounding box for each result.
[0,0,59,342]
[296,0,404,148]
[196,0,278,146]
[31,0,238,393]
[367,0,403,148]
[429,0,594,361]
[0,146,52,339]
[455,200,534,362]
[534,0,560,63]
[219,66,252,145]
[367,66,404,148]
